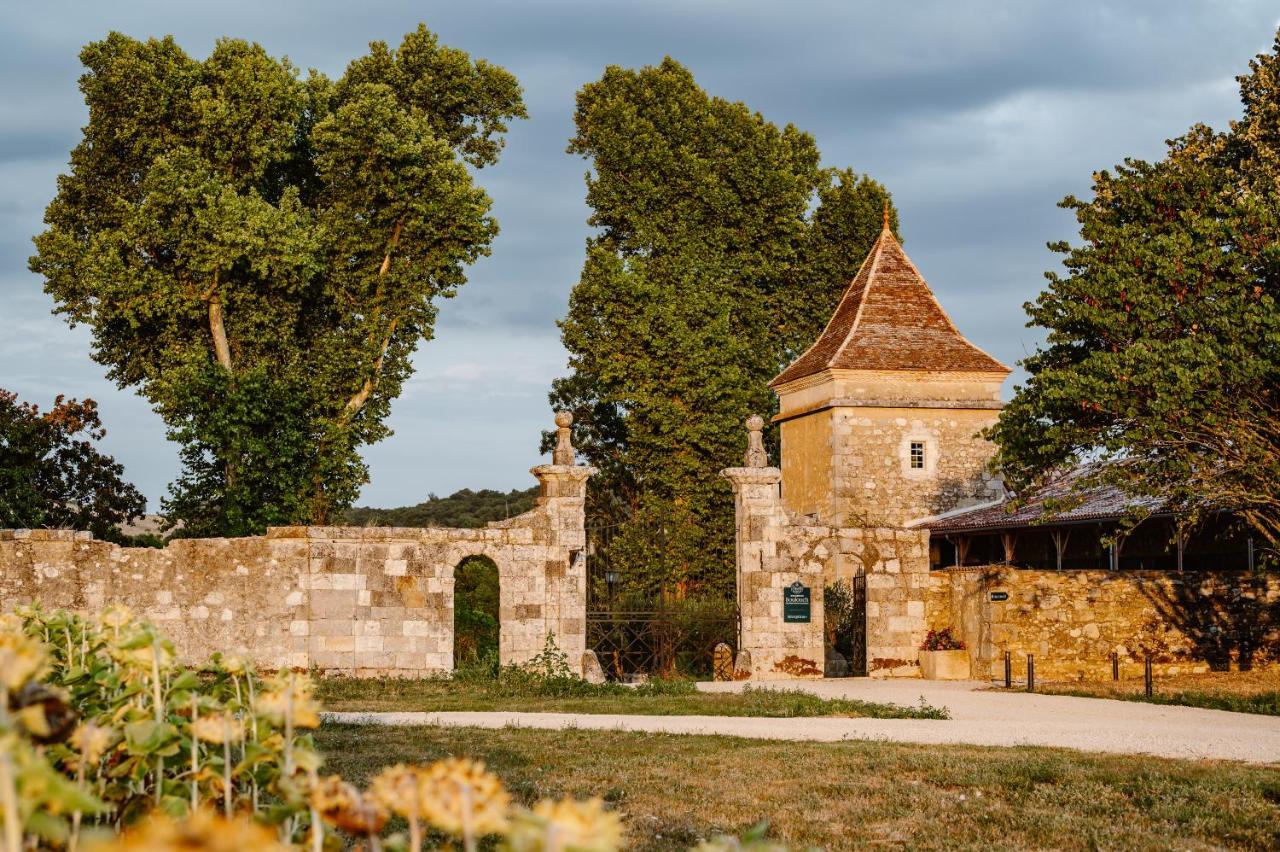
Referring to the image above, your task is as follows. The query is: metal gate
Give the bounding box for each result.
[583,518,738,680]
[849,574,867,676]
[585,609,737,680]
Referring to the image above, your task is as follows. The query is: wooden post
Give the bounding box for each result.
[1026,654,1035,692]
[1050,529,1070,572]
[1001,532,1017,565]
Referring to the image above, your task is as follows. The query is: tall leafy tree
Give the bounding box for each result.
[989,31,1280,550]
[31,26,526,536]
[0,390,145,540]
[551,59,893,597]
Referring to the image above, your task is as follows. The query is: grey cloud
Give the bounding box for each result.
[2,0,1277,507]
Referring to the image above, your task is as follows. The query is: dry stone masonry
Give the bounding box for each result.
[0,414,595,677]
[928,566,1280,681]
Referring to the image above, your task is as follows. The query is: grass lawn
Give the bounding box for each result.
[1032,669,1280,716]
[316,723,1280,851]
[315,673,948,719]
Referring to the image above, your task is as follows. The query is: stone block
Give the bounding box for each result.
[322,636,355,653]
[888,615,916,633]
[311,590,356,617]
[582,650,606,684]
[313,619,353,637]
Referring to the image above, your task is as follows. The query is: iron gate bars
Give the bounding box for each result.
[585,610,738,680]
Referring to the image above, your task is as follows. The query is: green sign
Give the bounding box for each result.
[783,581,811,623]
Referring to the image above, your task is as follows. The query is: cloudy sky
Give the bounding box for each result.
[2,1,1276,510]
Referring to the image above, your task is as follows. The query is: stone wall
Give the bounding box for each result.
[928,565,1280,681]
[852,527,932,676]
[825,405,1003,528]
[0,462,593,677]
[724,457,932,679]
[774,370,1006,529]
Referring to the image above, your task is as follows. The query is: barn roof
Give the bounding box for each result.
[923,467,1167,535]
[771,219,1010,387]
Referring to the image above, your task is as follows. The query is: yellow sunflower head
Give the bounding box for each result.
[88,810,287,852]
[509,797,624,852]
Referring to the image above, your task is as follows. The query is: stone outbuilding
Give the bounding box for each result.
[769,214,1010,529]
[726,214,1007,678]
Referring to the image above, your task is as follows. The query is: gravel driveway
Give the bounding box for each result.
[325,678,1280,764]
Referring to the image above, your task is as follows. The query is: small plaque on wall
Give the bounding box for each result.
[990,591,1009,602]
[783,581,811,623]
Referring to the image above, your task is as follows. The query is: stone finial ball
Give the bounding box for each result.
[745,414,764,431]
[555,410,574,428]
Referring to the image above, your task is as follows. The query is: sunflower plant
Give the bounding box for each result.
[3,605,786,851]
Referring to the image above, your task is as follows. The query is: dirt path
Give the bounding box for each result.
[325,679,1279,764]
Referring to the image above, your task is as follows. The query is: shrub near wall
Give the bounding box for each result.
[930,567,1280,681]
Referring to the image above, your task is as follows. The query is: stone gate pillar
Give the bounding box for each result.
[722,416,826,679]
[528,411,595,670]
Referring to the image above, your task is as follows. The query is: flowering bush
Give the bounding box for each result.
[919,628,965,652]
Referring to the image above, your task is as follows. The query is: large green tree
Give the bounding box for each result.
[989,32,1280,550]
[0,390,145,540]
[31,26,525,536]
[551,59,894,597]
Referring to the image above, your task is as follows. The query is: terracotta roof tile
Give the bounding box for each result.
[772,225,1010,386]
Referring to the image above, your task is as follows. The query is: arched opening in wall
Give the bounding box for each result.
[824,575,867,677]
[453,555,500,672]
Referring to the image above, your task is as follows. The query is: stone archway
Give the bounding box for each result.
[453,554,500,670]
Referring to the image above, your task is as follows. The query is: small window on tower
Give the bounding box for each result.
[910,441,925,470]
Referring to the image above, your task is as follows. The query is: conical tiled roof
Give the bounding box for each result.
[771,223,1010,386]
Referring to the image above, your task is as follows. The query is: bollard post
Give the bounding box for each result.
[1112,652,1119,681]
[1026,654,1035,692]
[1144,657,1153,698]
[1004,650,1012,689]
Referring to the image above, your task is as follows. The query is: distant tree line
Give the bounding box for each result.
[343,486,538,529]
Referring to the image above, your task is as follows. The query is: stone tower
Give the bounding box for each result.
[770,217,1010,527]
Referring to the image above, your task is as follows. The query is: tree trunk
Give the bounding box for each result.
[341,318,399,422]
[204,270,233,373]
[339,221,404,423]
